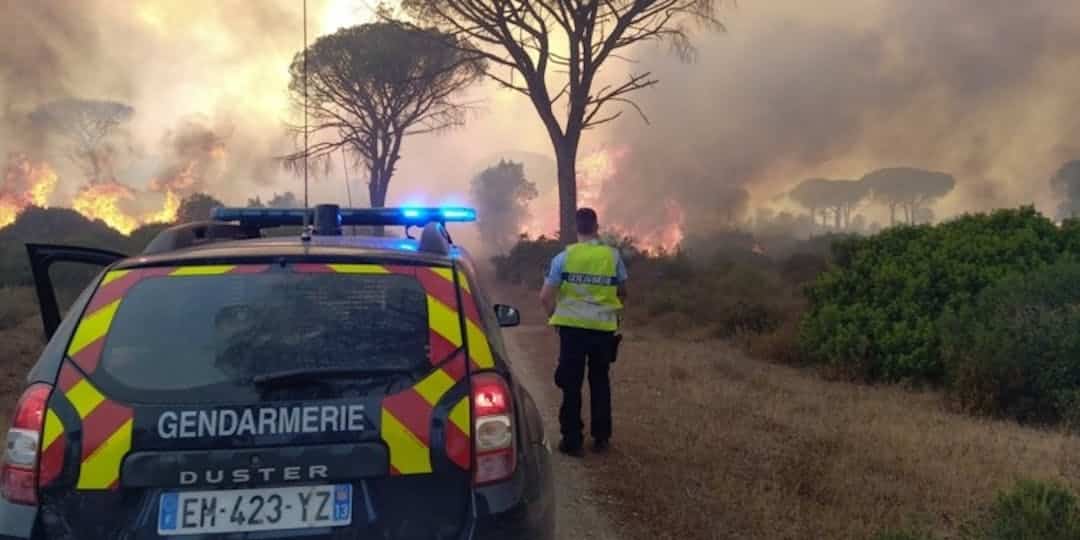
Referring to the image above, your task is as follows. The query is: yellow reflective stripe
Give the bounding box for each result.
[77,418,132,489]
[67,299,121,356]
[42,409,64,449]
[450,397,470,436]
[414,369,455,406]
[327,264,388,274]
[100,270,130,286]
[66,379,105,419]
[170,265,237,276]
[381,410,431,474]
[466,319,495,368]
[428,295,493,367]
[427,296,462,345]
[431,267,469,292]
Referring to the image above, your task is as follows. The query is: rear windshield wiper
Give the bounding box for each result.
[251,366,414,387]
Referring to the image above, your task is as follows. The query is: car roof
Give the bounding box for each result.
[116,234,468,270]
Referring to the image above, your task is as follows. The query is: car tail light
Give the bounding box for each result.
[2,383,52,505]
[472,373,515,485]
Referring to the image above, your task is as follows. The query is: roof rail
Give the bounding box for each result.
[142,221,259,255]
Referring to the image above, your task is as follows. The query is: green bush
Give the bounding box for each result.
[940,263,1080,421]
[967,480,1080,540]
[801,207,1064,382]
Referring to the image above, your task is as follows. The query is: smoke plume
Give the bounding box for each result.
[594,0,1080,230]
[3,0,1080,240]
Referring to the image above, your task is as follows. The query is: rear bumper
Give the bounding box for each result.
[471,494,554,540]
[0,442,555,540]
[0,499,35,539]
[470,442,555,540]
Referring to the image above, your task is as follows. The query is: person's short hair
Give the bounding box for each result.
[576,207,599,235]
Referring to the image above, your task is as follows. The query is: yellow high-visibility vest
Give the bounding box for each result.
[549,242,622,331]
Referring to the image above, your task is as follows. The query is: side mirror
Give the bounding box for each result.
[494,304,521,327]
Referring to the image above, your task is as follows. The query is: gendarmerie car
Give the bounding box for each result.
[0,205,554,540]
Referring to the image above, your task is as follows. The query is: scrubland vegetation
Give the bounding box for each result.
[494,206,1080,539]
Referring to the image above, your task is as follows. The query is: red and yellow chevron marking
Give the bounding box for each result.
[414,267,495,370]
[57,362,132,490]
[445,397,471,470]
[39,408,66,486]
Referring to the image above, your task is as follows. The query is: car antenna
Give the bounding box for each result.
[342,147,356,235]
[300,0,312,242]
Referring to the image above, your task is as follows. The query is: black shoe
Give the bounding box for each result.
[592,438,610,452]
[558,439,584,458]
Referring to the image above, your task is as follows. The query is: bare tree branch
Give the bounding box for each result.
[401,0,722,240]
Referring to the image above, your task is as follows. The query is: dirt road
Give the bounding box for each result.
[503,322,624,540]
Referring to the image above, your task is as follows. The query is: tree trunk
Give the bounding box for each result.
[554,138,579,244]
[834,207,842,229]
[889,204,896,226]
[368,167,388,236]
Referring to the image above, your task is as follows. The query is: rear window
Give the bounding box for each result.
[95,271,429,401]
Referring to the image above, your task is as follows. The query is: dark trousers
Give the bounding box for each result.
[555,326,615,446]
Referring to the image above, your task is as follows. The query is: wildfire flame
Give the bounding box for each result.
[0,154,59,227]
[143,190,181,224]
[72,181,140,234]
[635,199,685,254]
[576,147,685,253]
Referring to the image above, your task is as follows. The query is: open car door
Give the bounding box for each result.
[26,243,127,341]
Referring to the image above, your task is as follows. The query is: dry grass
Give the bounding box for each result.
[0,287,38,331]
[0,314,47,429]
[569,335,1080,540]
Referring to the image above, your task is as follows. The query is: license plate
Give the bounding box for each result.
[157,484,352,535]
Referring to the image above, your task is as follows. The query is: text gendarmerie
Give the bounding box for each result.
[157,405,366,440]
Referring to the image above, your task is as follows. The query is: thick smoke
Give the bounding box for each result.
[150,120,229,196]
[0,1,303,206]
[597,0,1080,230]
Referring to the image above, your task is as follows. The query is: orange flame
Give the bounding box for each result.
[635,199,685,253]
[576,147,685,253]
[72,181,139,234]
[0,154,59,228]
[143,190,181,224]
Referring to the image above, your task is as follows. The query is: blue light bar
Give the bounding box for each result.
[440,208,476,221]
[211,206,477,228]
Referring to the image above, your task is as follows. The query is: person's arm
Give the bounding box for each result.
[540,283,558,318]
[615,252,629,303]
[540,251,566,318]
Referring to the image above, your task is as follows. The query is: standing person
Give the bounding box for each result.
[540,208,628,457]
